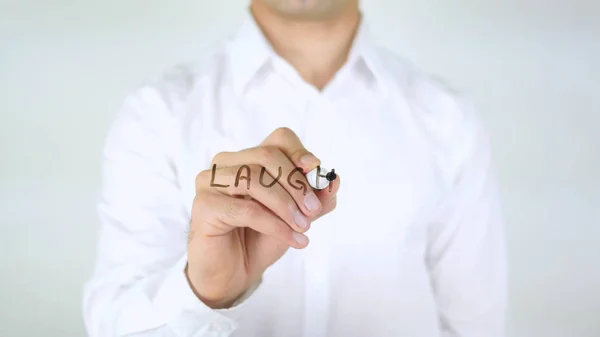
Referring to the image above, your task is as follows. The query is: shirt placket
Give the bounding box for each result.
[300,96,339,337]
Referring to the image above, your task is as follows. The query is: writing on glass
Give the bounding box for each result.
[210,164,336,193]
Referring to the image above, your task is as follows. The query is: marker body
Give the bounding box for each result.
[305,166,335,190]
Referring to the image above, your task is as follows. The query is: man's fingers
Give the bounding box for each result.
[313,174,341,220]
[193,192,309,249]
[261,127,320,173]
[196,165,312,233]
[210,147,323,216]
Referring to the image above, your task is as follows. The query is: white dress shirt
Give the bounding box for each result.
[83,12,507,337]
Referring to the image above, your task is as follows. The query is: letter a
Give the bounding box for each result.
[235,165,251,190]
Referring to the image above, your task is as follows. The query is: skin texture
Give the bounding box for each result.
[250,0,361,89]
[187,128,341,308]
[253,0,358,21]
[186,0,359,308]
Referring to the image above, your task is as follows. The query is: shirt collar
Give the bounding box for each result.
[227,9,387,97]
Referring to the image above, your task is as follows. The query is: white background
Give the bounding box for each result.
[1,1,599,336]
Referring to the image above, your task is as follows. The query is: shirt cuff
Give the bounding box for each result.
[152,253,261,336]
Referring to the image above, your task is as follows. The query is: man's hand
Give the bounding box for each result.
[186,127,340,309]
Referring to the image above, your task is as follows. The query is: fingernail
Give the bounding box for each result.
[300,153,318,166]
[292,232,309,246]
[304,193,322,212]
[294,211,310,229]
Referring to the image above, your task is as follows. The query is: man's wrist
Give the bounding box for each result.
[184,263,244,310]
[151,255,241,336]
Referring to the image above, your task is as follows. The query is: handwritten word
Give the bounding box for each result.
[210,164,333,194]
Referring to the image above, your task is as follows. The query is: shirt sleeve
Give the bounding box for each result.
[424,99,508,337]
[82,85,260,337]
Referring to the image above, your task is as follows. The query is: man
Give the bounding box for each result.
[83,0,507,336]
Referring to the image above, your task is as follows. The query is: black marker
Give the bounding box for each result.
[305,166,337,190]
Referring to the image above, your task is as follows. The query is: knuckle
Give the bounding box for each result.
[247,164,263,178]
[211,151,229,165]
[228,165,240,177]
[191,193,212,222]
[221,199,260,221]
[272,127,295,142]
[274,126,293,136]
[284,201,297,215]
[239,200,260,218]
[223,200,242,220]
[195,169,210,188]
[194,191,213,209]
[257,146,277,164]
